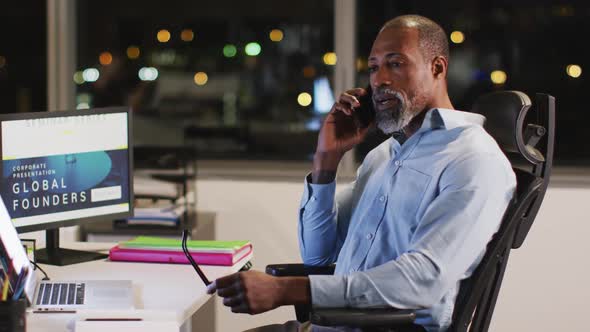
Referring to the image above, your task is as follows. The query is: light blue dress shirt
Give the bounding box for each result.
[299,108,516,332]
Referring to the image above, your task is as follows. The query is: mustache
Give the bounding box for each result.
[373,88,404,105]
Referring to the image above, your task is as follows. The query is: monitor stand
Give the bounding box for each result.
[35,228,108,266]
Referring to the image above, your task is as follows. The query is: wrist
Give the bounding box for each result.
[277,277,311,306]
[313,151,343,170]
[312,151,343,184]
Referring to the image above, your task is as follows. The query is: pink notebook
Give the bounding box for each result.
[109,244,252,266]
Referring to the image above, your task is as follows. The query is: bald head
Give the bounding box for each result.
[381,15,449,65]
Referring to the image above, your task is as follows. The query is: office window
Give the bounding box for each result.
[355,1,590,165]
[75,0,334,161]
[0,4,47,114]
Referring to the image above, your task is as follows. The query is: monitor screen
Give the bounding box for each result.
[0,107,133,233]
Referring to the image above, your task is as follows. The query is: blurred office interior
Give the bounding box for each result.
[2,0,589,165]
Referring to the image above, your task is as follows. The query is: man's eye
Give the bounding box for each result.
[389,62,401,68]
[368,66,377,73]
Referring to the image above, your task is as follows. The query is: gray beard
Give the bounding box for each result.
[375,91,415,135]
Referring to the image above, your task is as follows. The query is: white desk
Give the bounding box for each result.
[27,242,251,332]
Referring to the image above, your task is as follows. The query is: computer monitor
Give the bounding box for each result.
[0,107,134,265]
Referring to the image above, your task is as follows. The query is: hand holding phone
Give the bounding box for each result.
[314,86,374,167]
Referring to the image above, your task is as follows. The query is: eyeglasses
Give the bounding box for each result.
[181,229,211,286]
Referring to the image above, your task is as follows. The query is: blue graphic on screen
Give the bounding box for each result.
[1,150,129,219]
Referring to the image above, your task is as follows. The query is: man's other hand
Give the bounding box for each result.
[207,270,311,315]
[206,270,282,314]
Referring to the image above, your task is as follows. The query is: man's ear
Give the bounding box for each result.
[431,56,448,79]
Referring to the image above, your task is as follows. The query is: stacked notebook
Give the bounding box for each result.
[109,236,253,266]
[117,205,186,227]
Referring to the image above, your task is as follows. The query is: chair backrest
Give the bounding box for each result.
[449,91,555,332]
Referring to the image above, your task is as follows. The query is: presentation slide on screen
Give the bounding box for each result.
[0,113,130,227]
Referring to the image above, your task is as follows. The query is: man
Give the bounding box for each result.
[207,15,516,332]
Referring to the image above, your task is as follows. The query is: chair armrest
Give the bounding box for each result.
[310,308,416,328]
[265,264,335,277]
[266,264,336,323]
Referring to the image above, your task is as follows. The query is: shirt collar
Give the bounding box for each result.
[389,108,486,155]
[421,108,485,131]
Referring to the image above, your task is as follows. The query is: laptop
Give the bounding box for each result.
[31,279,133,311]
[0,198,134,312]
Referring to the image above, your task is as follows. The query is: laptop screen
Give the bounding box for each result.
[0,196,35,302]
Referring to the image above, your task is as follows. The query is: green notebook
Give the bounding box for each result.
[119,236,251,253]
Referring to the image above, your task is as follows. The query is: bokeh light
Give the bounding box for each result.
[127,46,140,59]
[297,92,312,107]
[76,103,90,110]
[73,71,85,85]
[303,66,316,78]
[223,44,237,58]
[157,29,171,43]
[245,42,262,56]
[194,72,208,85]
[82,68,100,82]
[323,52,337,65]
[450,31,465,44]
[269,29,284,42]
[566,64,582,78]
[99,51,113,65]
[490,70,507,84]
[138,67,159,81]
[181,29,194,42]
[356,57,368,72]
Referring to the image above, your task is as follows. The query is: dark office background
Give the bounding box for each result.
[0,3,47,114]
[0,1,587,164]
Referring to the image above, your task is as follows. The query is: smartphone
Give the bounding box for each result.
[354,85,375,128]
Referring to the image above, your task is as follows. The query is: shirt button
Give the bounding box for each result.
[311,196,316,202]
[366,233,373,240]
[394,160,401,166]
[379,195,385,202]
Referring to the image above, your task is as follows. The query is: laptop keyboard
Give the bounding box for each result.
[36,282,85,306]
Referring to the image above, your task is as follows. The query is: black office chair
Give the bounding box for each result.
[266,90,555,332]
